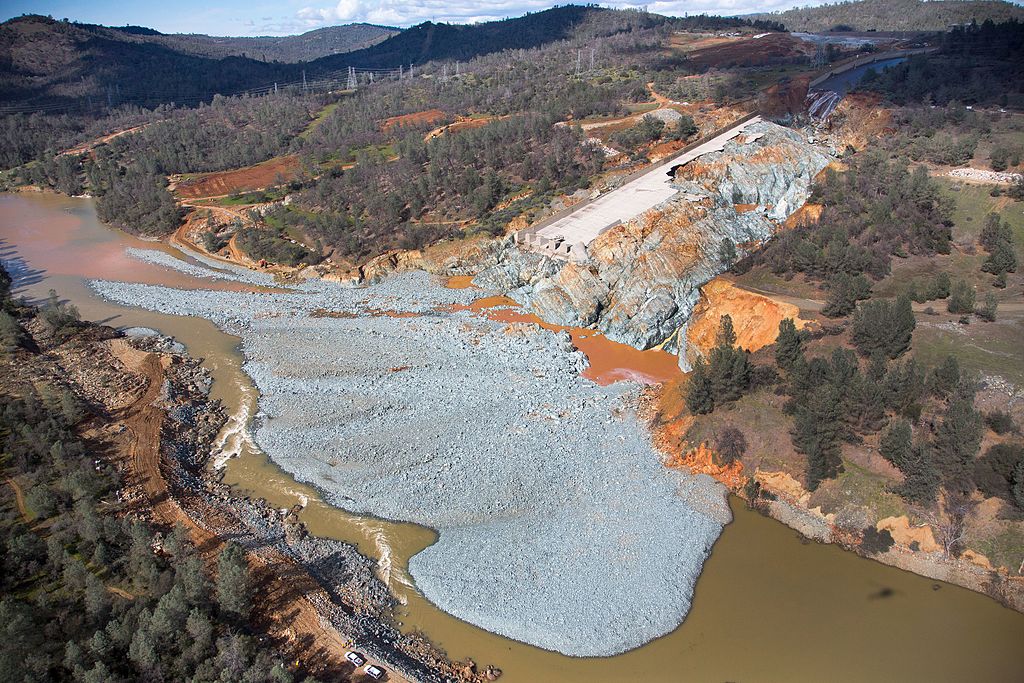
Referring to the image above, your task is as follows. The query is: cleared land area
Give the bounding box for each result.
[173,155,299,199]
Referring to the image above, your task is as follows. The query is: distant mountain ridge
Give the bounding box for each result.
[0,6,638,113]
[111,23,399,63]
[749,0,1024,32]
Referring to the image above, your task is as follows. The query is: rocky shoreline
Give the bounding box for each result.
[93,268,731,657]
[130,332,490,682]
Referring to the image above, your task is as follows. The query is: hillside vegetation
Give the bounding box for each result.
[751,0,1024,32]
[119,23,398,63]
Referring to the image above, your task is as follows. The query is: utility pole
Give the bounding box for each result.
[302,70,307,93]
[399,64,403,80]
[455,61,460,76]
[274,82,278,94]
[409,63,414,79]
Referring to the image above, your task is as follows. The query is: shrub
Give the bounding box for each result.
[947,279,975,314]
[861,526,895,555]
[715,426,748,465]
[984,410,1017,435]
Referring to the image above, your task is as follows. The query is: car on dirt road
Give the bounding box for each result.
[345,651,365,667]
[364,664,385,680]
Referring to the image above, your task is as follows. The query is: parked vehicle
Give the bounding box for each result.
[364,664,385,680]
[345,651,365,667]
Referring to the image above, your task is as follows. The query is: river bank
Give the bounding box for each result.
[107,332,475,682]
[4,191,1024,682]
[90,259,732,657]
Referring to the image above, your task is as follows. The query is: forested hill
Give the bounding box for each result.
[0,15,302,112]
[113,23,399,63]
[312,5,651,70]
[0,7,655,113]
[750,0,1024,32]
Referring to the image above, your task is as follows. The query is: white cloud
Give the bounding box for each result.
[291,0,807,30]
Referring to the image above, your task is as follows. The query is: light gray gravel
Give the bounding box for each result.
[90,252,729,657]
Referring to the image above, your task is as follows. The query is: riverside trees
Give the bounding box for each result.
[0,272,305,683]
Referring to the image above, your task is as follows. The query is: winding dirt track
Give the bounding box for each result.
[5,477,30,522]
[110,340,409,683]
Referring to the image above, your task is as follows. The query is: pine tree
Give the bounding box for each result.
[774,318,803,371]
[851,296,915,358]
[216,542,251,621]
[793,385,843,490]
[1013,462,1024,509]
[894,441,941,505]
[977,292,998,322]
[947,279,976,314]
[928,355,961,397]
[685,356,715,415]
[718,238,737,270]
[716,314,737,348]
[880,420,913,471]
[934,388,983,493]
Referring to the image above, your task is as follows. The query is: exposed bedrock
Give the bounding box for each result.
[473,122,832,357]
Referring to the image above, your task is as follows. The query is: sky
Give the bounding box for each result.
[2,0,816,35]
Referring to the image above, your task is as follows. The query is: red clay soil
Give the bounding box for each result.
[175,155,299,200]
[686,33,811,69]
[760,73,813,119]
[381,108,446,132]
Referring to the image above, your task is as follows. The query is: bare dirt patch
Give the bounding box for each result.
[174,155,299,200]
[381,108,445,132]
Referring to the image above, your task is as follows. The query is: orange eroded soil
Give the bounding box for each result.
[686,277,810,356]
[381,108,446,132]
[665,442,746,489]
[453,296,683,386]
[424,115,505,141]
[5,477,30,522]
[684,33,811,69]
[174,155,299,200]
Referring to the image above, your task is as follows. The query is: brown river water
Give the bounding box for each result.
[3,191,1023,682]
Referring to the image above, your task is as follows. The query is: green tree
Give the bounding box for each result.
[675,114,698,140]
[929,355,961,397]
[715,426,748,464]
[793,385,843,490]
[718,237,737,270]
[933,387,983,493]
[880,420,913,471]
[823,273,871,318]
[0,310,22,354]
[947,279,975,314]
[1013,461,1024,509]
[893,441,940,505]
[216,542,251,621]
[774,318,803,371]
[685,356,715,415]
[977,292,998,322]
[851,296,915,358]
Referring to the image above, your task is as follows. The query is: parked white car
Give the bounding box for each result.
[345,651,365,667]
[364,664,385,680]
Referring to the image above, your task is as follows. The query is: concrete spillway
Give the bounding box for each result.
[517,115,762,259]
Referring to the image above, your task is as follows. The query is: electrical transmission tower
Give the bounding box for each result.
[347,66,357,90]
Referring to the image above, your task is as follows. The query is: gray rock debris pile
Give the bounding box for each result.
[472,121,832,362]
[91,265,729,657]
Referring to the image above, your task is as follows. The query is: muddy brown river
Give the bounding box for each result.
[3,191,1023,682]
